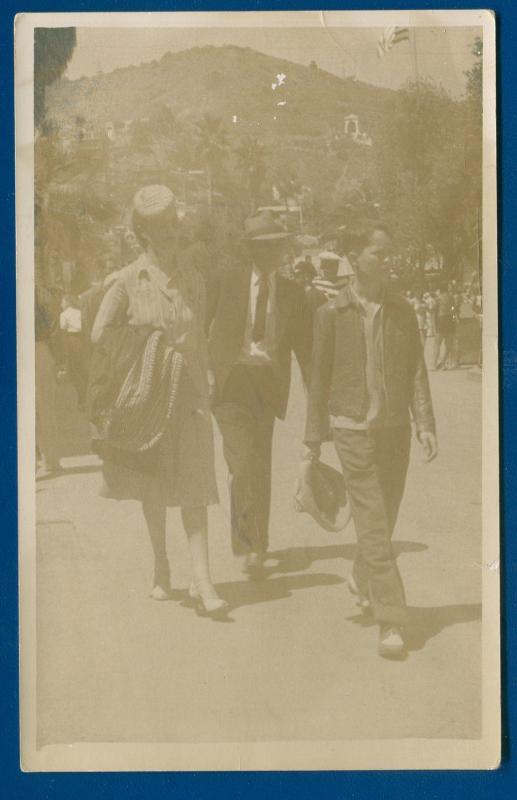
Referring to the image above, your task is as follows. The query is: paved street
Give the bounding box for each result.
[35,355,482,747]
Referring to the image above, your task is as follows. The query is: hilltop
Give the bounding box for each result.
[46,44,395,139]
[38,42,479,288]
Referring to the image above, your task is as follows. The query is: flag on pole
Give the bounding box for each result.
[377,26,410,58]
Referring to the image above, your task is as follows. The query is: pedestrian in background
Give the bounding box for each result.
[411,292,428,351]
[448,282,463,369]
[35,285,62,474]
[80,264,107,346]
[59,293,89,410]
[471,281,483,368]
[424,291,437,337]
[434,286,456,369]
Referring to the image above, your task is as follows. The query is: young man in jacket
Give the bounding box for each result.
[304,219,437,658]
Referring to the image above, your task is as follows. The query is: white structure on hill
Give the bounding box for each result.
[344,114,372,147]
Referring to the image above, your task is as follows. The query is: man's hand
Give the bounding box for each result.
[302,442,321,462]
[418,431,438,463]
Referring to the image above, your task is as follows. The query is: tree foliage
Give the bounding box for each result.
[365,39,483,279]
[235,136,267,212]
[35,36,483,287]
[34,27,77,129]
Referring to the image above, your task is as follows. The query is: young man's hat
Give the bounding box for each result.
[294,458,352,533]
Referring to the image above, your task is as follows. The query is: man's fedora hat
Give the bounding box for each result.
[244,209,292,241]
[294,457,352,533]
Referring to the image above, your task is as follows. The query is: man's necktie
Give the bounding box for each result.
[252,276,269,343]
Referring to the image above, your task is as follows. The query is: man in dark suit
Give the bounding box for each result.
[206,210,313,574]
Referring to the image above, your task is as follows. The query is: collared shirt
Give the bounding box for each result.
[91,253,209,397]
[330,282,384,431]
[92,253,201,348]
[60,307,82,333]
[237,267,278,366]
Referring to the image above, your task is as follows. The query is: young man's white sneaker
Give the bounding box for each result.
[378,624,406,659]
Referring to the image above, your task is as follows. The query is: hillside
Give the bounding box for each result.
[46,44,395,139]
[38,43,479,290]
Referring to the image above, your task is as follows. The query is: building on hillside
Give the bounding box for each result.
[344,114,372,147]
[104,120,132,144]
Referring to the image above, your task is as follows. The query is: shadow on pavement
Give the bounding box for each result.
[404,603,482,651]
[36,464,101,483]
[209,572,345,613]
[347,602,481,652]
[266,540,427,576]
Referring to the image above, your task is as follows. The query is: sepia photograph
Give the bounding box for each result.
[16,9,499,771]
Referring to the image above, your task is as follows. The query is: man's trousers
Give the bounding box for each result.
[333,425,411,626]
[214,365,278,556]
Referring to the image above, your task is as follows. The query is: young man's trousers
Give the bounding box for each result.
[333,425,411,625]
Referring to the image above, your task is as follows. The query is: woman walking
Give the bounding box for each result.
[90,185,226,616]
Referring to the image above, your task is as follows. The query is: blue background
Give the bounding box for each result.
[0,1,512,797]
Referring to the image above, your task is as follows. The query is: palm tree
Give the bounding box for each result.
[192,114,229,208]
[235,136,267,213]
[147,105,177,171]
[275,164,302,211]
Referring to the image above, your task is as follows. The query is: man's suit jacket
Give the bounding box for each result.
[206,263,313,419]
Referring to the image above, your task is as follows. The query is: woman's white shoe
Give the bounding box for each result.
[189,580,229,616]
[150,584,173,601]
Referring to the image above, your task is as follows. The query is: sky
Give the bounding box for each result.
[65,25,481,98]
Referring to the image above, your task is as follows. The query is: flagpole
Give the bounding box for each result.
[409,27,420,84]
[409,26,422,271]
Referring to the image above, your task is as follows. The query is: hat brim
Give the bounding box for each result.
[294,459,352,533]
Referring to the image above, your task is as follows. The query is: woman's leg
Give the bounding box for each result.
[182,506,227,611]
[181,506,210,584]
[142,485,170,591]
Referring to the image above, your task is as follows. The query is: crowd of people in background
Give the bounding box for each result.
[288,254,482,371]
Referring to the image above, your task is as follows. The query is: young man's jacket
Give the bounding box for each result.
[305,285,436,443]
[205,262,313,420]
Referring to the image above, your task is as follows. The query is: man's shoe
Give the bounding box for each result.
[347,575,371,614]
[378,625,406,659]
[243,552,266,576]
